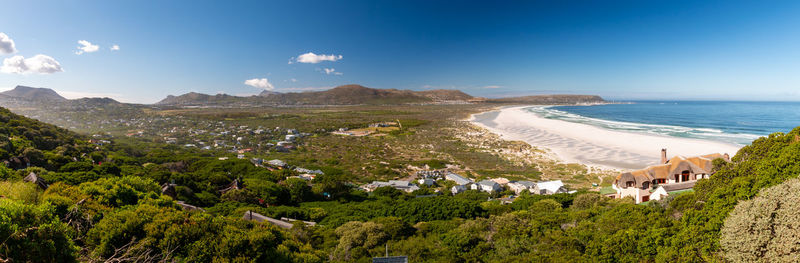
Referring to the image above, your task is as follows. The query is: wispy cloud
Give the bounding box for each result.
[110,44,120,51]
[75,40,99,55]
[0,32,17,54]
[289,52,342,64]
[321,68,343,75]
[244,78,275,90]
[483,85,501,89]
[1,54,63,74]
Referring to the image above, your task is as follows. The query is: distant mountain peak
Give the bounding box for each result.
[1,85,67,101]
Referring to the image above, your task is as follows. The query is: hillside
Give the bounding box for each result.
[155,92,244,105]
[0,85,67,101]
[156,85,608,107]
[0,106,85,169]
[157,85,447,106]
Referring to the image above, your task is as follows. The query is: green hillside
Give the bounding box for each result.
[1,104,799,262]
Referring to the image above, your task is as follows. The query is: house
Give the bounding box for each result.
[649,181,697,201]
[450,184,468,194]
[295,167,324,175]
[267,159,287,168]
[161,182,177,198]
[490,177,510,185]
[472,180,501,192]
[613,149,730,203]
[417,178,435,186]
[534,180,568,195]
[242,211,314,229]
[362,180,420,193]
[507,181,536,194]
[445,172,473,185]
[219,178,244,194]
[23,172,48,190]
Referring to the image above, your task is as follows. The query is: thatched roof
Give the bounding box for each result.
[615,153,723,188]
[219,178,244,194]
[23,172,48,189]
[161,183,177,197]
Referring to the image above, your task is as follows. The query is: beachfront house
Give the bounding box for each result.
[472,180,502,192]
[507,181,536,194]
[533,180,568,195]
[445,172,473,185]
[362,180,421,193]
[418,178,435,186]
[613,149,730,203]
[451,184,468,195]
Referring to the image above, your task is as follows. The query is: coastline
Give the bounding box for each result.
[468,105,743,170]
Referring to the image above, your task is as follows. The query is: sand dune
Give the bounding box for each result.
[470,106,742,170]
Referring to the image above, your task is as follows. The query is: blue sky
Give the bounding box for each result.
[2,0,800,103]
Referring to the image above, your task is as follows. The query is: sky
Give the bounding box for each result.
[2,0,800,103]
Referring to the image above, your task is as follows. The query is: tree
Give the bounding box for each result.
[283,177,312,204]
[0,199,78,263]
[720,178,800,262]
[333,221,388,260]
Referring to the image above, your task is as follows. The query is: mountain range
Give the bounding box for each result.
[1,84,605,107]
[156,84,604,106]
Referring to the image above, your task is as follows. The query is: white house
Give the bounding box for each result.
[451,184,468,195]
[418,178,435,186]
[507,181,536,194]
[362,180,420,193]
[472,180,501,192]
[534,180,568,195]
[445,172,473,185]
[267,159,287,168]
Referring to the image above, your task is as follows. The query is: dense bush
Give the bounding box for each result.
[720,178,800,262]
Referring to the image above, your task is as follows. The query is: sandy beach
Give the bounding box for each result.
[470,106,743,170]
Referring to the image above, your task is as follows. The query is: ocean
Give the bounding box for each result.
[525,101,800,145]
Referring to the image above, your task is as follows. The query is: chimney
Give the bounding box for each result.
[661,148,668,164]
[724,153,730,162]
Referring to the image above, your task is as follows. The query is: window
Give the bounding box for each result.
[656,179,666,184]
[681,170,690,182]
[626,181,634,187]
[641,195,650,202]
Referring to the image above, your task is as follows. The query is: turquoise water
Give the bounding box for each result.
[525,101,800,145]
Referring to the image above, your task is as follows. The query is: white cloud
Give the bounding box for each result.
[110,44,120,51]
[483,85,501,89]
[0,32,17,54]
[290,78,297,82]
[322,68,343,75]
[292,52,342,64]
[1,54,63,74]
[244,78,275,90]
[75,40,99,55]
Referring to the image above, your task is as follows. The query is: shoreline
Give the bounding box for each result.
[468,105,743,170]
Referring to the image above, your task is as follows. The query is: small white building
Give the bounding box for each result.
[533,180,568,195]
[507,181,536,194]
[362,180,420,193]
[445,172,473,186]
[418,178,435,186]
[267,159,287,168]
[451,184,468,195]
[472,180,501,192]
